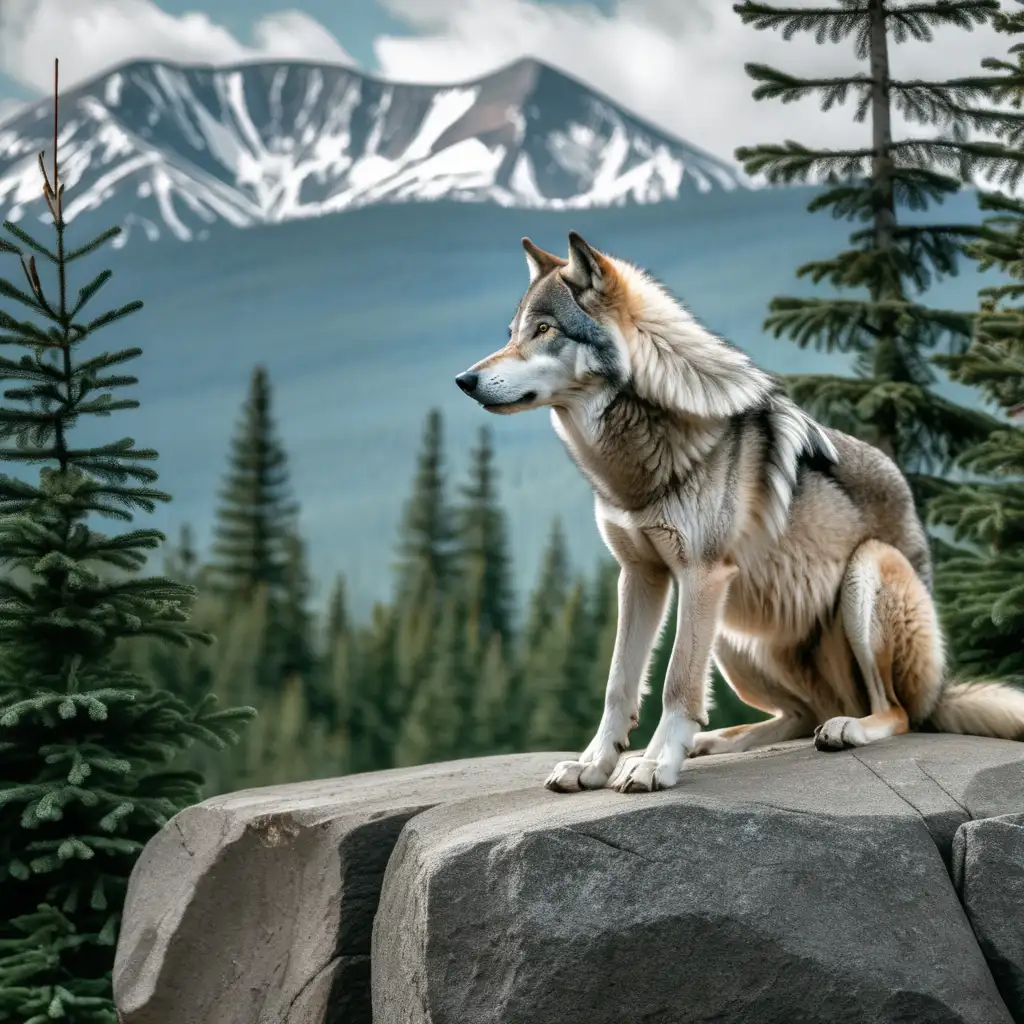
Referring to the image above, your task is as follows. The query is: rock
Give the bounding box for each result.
[373,734,1024,1024]
[954,813,1024,1023]
[112,752,570,1024]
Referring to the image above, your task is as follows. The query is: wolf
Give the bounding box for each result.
[454,231,1024,794]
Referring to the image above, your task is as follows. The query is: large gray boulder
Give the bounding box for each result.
[113,753,570,1024]
[372,735,1024,1024]
[954,812,1024,1022]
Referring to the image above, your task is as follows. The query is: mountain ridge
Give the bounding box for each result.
[0,56,745,245]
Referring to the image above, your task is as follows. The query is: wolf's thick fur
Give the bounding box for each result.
[455,232,1024,794]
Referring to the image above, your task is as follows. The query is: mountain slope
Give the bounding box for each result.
[0,58,743,244]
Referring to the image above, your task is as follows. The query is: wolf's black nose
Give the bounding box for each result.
[455,372,478,394]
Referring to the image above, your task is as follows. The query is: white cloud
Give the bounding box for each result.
[0,98,27,127]
[374,0,1011,164]
[0,0,355,95]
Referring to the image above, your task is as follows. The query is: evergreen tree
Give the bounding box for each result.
[316,573,353,732]
[515,519,570,748]
[393,595,466,766]
[276,528,317,694]
[522,518,570,653]
[209,365,296,597]
[389,409,456,742]
[930,6,1024,680]
[163,523,199,586]
[350,602,399,772]
[468,633,514,754]
[733,0,1013,504]
[456,426,515,662]
[394,408,455,613]
[526,581,595,750]
[325,573,349,647]
[0,66,253,1023]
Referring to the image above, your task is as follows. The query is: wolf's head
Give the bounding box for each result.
[454,232,631,415]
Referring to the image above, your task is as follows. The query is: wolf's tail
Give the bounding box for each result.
[927,681,1024,741]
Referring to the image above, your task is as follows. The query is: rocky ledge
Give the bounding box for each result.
[113,735,1024,1024]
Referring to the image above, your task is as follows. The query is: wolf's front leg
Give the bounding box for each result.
[544,565,670,793]
[611,560,737,794]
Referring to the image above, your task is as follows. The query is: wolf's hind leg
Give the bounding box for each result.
[815,539,940,751]
[545,564,670,792]
[690,638,815,757]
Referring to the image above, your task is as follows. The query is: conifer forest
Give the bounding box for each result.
[1,2,1023,1019]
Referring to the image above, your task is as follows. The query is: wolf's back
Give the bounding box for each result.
[928,681,1024,741]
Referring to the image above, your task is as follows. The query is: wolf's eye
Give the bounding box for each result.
[537,323,550,335]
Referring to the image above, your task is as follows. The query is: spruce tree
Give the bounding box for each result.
[456,425,515,661]
[209,364,296,597]
[930,6,1024,680]
[733,0,1014,503]
[325,573,349,647]
[522,518,570,653]
[515,519,570,749]
[351,603,399,772]
[468,633,514,754]
[393,595,465,766]
[525,580,594,750]
[394,408,455,612]
[316,573,352,732]
[163,523,199,586]
[389,409,456,743]
[0,63,252,1023]
[276,528,316,694]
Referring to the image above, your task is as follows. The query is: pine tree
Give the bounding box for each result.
[209,364,296,598]
[350,602,399,772]
[316,573,352,732]
[525,580,594,750]
[733,0,1015,504]
[276,528,317,699]
[394,408,455,612]
[515,519,571,749]
[522,518,570,653]
[468,632,514,754]
[0,64,253,1023]
[929,6,1024,680]
[325,573,349,646]
[393,595,466,766]
[163,523,199,586]
[389,409,456,742]
[456,425,515,662]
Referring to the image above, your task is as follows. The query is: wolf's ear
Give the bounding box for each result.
[521,237,565,283]
[563,231,609,292]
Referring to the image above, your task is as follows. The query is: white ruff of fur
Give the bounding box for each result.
[612,261,838,540]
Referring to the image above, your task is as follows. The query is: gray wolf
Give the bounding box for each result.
[454,232,1024,794]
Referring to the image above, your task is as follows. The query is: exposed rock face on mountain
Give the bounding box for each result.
[0,58,742,244]
[113,735,1024,1024]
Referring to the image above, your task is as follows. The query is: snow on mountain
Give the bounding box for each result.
[0,58,744,245]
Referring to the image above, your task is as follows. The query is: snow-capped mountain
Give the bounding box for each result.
[0,58,743,244]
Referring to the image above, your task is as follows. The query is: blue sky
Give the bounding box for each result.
[0,0,1009,161]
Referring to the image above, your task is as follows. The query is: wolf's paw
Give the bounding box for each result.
[544,759,613,793]
[814,716,868,751]
[688,730,730,758]
[608,755,679,794]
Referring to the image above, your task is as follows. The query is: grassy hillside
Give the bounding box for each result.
[49,185,991,612]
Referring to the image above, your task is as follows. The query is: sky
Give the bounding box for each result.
[0,0,1016,163]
